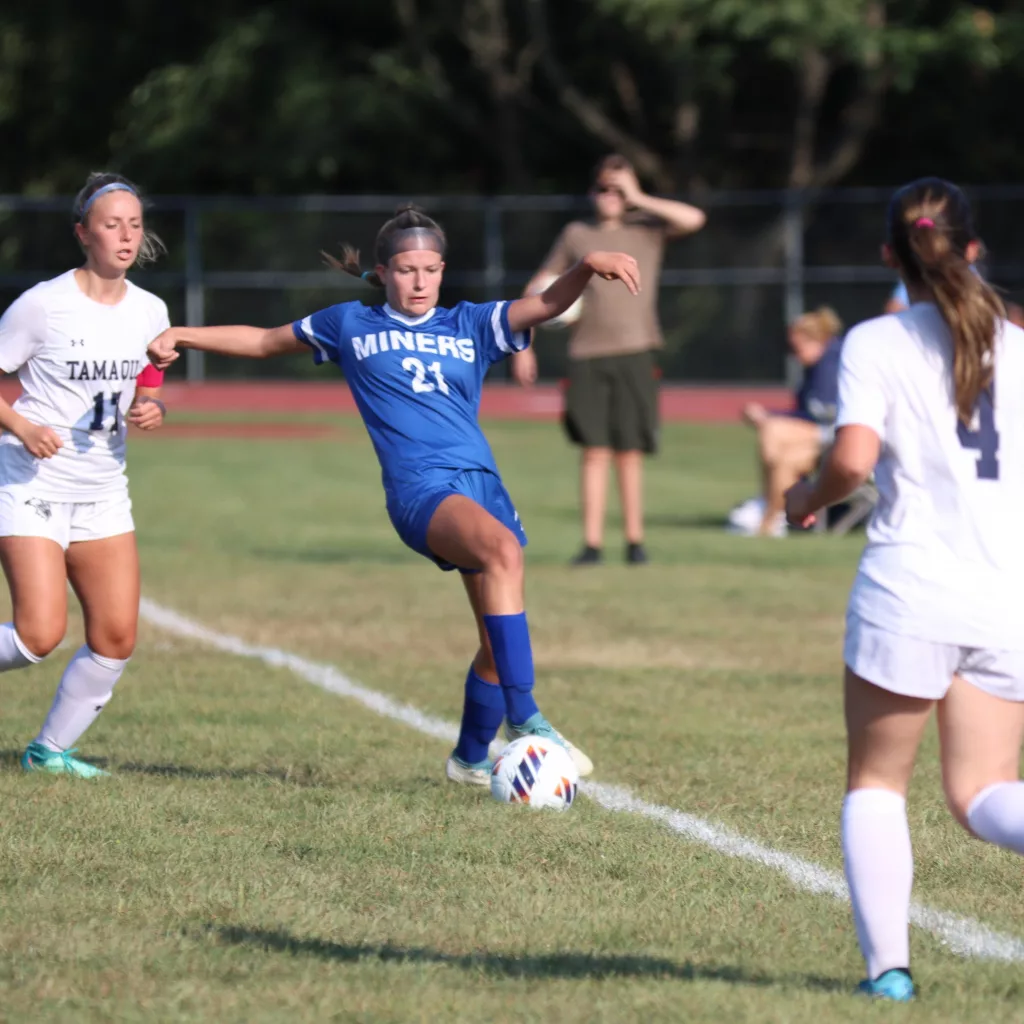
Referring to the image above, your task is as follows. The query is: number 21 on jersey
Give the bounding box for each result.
[957,385,999,480]
[402,357,449,395]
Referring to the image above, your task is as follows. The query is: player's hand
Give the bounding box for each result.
[128,397,165,431]
[784,479,819,529]
[148,329,182,370]
[584,252,640,295]
[602,167,644,206]
[18,422,63,459]
[511,347,538,388]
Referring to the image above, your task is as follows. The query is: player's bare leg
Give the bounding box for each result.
[938,676,1024,842]
[843,669,933,1001]
[25,533,139,777]
[0,537,68,664]
[428,496,592,780]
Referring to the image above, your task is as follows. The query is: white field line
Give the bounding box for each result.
[139,596,1024,964]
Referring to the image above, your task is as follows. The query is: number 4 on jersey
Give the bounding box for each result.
[957,386,999,480]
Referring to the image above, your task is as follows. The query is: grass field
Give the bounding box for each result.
[2,417,1024,1022]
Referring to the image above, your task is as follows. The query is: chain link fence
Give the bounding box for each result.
[4,189,1024,383]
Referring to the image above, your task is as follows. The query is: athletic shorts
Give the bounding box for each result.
[0,484,134,550]
[844,612,1024,702]
[563,350,659,454]
[387,469,527,573]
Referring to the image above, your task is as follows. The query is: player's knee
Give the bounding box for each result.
[14,619,65,660]
[943,776,990,831]
[86,625,137,662]
[483,531,523,578]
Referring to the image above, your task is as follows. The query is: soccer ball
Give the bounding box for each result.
[532,272,583,329]
[490,735,580,811]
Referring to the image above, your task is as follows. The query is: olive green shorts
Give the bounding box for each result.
[563,351,659,454]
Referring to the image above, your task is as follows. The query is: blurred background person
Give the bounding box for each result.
[511,155,705,566]
[728,307,843,537]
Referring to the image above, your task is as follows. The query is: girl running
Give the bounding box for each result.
[0,172,170,777]
[785,177,1024,1001]
[148,204,641,785]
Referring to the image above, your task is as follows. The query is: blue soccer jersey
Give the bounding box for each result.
[292,300,529,501]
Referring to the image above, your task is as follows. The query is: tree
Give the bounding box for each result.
[530,0,1021,191]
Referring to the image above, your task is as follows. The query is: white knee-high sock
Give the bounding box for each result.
[0,622,43,671]
[35,645,127,752]
[842,788,913,979]
[967,782,1024,855]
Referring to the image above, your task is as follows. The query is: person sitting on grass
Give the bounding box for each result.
[728,307,843,537]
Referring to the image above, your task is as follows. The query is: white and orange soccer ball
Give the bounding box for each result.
[490,735,580,811]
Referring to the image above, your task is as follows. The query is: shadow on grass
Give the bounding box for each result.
[117,762,325,786]
[0,750,323,786]
[212,924,845,991]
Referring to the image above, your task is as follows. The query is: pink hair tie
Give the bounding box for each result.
[914,217,935,228]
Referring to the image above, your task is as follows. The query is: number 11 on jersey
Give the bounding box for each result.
[957,386,999,480]
[90,391,122,433]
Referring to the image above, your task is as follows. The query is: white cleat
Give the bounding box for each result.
[445,754,493,787]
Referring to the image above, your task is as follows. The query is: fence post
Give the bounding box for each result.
[483,200,507,377]
[783,190,805,388]
[184,201,206,382]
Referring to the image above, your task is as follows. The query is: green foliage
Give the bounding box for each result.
[3,2,1024,195]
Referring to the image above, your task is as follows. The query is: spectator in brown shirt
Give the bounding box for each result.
[512,155,706,564]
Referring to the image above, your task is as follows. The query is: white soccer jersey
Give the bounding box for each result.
[838,302,1024,649]
[0,271,169,500]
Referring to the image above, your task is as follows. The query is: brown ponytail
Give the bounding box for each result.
[887,178,1005,423]
[322,203,446,290]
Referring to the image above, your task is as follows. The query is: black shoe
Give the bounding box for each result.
[570,545,603,566]
[625,542,648,565]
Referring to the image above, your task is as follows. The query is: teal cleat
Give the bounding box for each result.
[21,742,109,779]
[857,969,915,1002]
[504,712,593,777]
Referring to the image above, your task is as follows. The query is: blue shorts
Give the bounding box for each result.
[387,469,528,573]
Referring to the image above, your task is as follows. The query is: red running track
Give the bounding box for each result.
[0,380,792,423]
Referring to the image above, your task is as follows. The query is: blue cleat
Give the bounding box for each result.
[857,968,915,1002]
[504,712,593,777]
[21,742,109,778]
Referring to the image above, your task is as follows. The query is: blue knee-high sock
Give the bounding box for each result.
[483,612,540,727]
[454,666,505,765]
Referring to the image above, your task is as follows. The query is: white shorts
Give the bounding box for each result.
[844,612,1024,702]
[0,485,134,550]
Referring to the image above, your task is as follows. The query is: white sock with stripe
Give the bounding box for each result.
[34,645,127,752]
[842,787,913,979]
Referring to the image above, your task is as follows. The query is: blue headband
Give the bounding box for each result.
[79,182,137,220]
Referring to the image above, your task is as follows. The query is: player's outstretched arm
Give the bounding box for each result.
[148,325,305,369]
[506,252,640,333]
